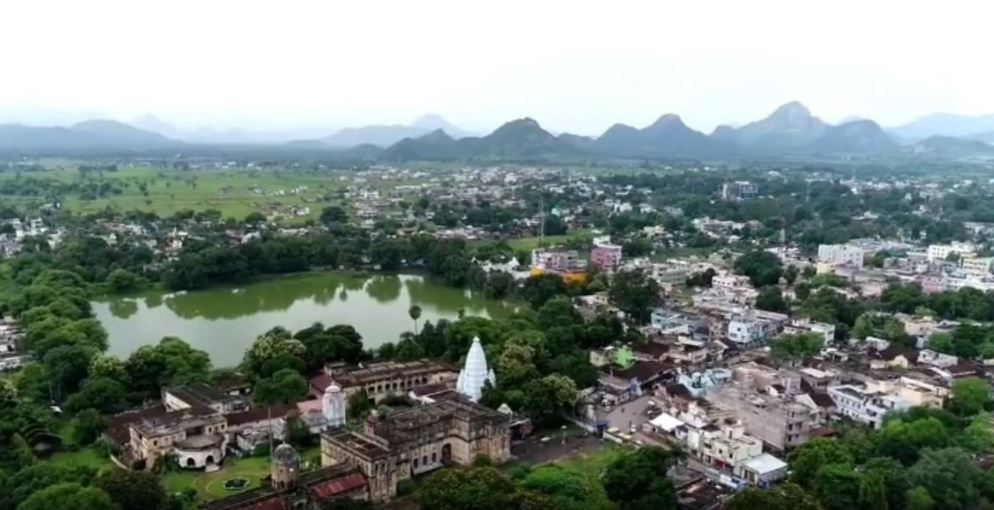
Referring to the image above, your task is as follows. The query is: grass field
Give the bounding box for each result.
[163,446,321,500]
[49,447,112,469]
[1,165,347,222]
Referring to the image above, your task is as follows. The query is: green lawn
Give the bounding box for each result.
[504,229,596,251]
[49,447,112,469]
[164,455,272,500]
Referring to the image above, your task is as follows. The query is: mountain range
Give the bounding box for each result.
[2,104,994,161]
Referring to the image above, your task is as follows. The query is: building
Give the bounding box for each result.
[726,311,787,348]
[127,385,244,469]
[827,384,911,429]
[783,319,836,344]
[456,337,496,402]
[590,242,623,273]
[321,399,511,502]
[707,384,815,451]
[962,255,993,279]
[650,262,690,289]
[817,244,864,270]
[926,242,976,262]
[204,445,369,510]
[531,249,584,273]
[310,360,458,404]
[721,181,758,201]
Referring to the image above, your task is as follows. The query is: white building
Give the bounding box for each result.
[827,384,911,429]
[926,242,976,262]
[961,255,993,279]
[817,244,864,270]
[783,319,836,345]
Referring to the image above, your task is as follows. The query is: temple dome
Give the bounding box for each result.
[456,336,496,402]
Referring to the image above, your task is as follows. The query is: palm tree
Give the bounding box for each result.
[408,305,422,334]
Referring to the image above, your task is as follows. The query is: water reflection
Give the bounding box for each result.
[92,273,517,367]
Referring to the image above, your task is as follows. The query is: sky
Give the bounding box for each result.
[2,0,993,136]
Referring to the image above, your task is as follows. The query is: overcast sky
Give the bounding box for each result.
[2,0,992,135]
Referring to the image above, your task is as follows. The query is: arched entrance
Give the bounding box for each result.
[186,457,196,467]
[441,444,452,464]
[206,455,215,465]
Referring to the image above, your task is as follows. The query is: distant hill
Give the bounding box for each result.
[967,130,994,144]
[909,135,994,158]
[593,114,731,157]
[889,113,994,140]
[718,101,829,150]
[0,119,176,152]
[324,114,472,147]
[810,120,898,154]
[381,118,581,161]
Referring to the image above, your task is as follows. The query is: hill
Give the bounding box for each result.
[0,119,175,152]
[889,113,994,140]
[381,118,581,161]
[324,114,471,147]
[719,101,829,150]
[909,135,994,158]
[593,114,731,157]
[810,120,898,154]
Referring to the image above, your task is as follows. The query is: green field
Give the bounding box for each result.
[1,166,348,222]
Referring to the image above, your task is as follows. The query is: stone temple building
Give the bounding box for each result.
[321,398,512,502]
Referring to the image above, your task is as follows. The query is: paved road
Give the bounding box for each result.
[602,395,658,442]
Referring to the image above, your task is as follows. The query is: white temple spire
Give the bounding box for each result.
[457,336,495,402]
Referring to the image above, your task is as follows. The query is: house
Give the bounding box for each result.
[869,344,918,371]
[827,384,911,429]
[310,360,458,404]
[735,453,789,487]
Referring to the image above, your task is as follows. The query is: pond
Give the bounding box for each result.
[93,272,517,367]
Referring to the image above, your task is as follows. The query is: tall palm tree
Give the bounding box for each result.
[408,305,422,334]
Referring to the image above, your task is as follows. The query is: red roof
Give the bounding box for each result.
[310,373,333,395]
[310,473,368,500]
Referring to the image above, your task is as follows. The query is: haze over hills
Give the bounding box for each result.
[323,114,473,148]
[889,113,994,141]
[3,102,994,161]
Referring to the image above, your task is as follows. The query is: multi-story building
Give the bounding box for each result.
[725,311,787,348]
[531,249,584,273]
[707,385,815,451]
[650,261,690,289]
[783,318,836,344]
[926,242,976,262]
[961,255,993,279]
[827,384,911,429]
[590,242,623,273]
[817,244,864,270]
[712,272,754,293]
[321,399,511,502]
[310,360,458,405]
[721,181,759,201]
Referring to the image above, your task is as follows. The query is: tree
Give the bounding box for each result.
[788,437,854,487]
[608,269,660,323]
[70,409,106,446]
[43,344,95,396]
[812,463,861,510]
[409,305,422,335]
[254,368,307,453]
[17,483,118,510]
[0,379,18,408]
[106,269,142,293]
[347,390,372,422]
[733,250,783,287]
[417,466,518,510]
[95,468,166,510]
[64,377,128,414]
[906,486,934,510]
[725,483,821,510]
[125,337,212,399]
[770,333,823,364]
[522,375,578,426]
[519,465,600,510]
[602,447,680,510]
[319,206,348,226]
[756,286,788,312]
[242,327,306,378]
[951,377,989,416]
[784,265,800,286]
[244,211,267,225]
[0,463,98,510]
[906,448,980,510]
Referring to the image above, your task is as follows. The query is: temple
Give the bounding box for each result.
[455,337,496,402]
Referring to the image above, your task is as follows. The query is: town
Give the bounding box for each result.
[1,158,994,510]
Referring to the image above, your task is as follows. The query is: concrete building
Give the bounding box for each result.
[926,242,976,262]
[721,181,758,201]
[650,262,690,289]
[962,255,993,279]
[707,385,814,451]
[783,319,836,344]
[321,399,511,502]
[827,384,912,429]
[817,244,864,270]
[590,242,623,273]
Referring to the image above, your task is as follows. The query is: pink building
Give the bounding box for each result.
[590,243,623,273]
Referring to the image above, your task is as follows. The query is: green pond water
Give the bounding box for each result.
[93,273,516,367]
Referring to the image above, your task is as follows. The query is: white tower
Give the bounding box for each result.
[456,337,496,402]
[322,383,347,429]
